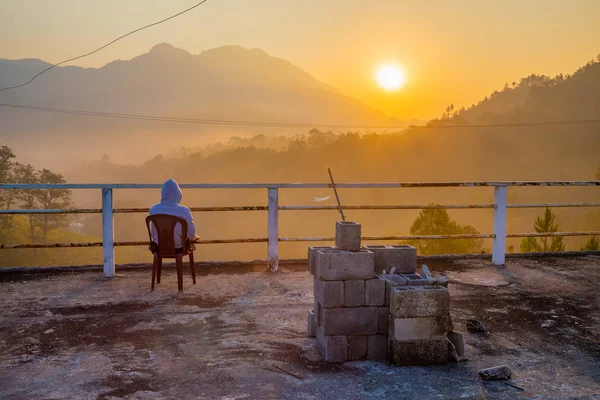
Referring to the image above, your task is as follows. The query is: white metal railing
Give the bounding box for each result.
[0,181,599,276]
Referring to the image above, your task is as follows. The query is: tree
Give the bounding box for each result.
[0,146,17,237]
[408,207,484,255]
[581,236,599,251]
[10,164,40,257]
[34,169,72,243]
[520,207,564,252]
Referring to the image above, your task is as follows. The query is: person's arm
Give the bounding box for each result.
[186,209,198,240]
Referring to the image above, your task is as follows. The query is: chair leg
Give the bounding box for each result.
[176,255,183,292]
[151,254,158,291]
[157,257,162,284]
[189,252,196,284]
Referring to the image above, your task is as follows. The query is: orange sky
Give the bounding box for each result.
[1,0,599,120]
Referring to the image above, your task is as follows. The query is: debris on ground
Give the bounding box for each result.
[466,318,488,333]
[479,365,512,381]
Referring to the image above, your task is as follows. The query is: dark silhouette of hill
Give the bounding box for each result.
[0,43,404,166]
[0,43,395,129]
[439,55,600,124]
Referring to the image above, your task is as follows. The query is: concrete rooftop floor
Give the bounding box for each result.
[1,256,600,400]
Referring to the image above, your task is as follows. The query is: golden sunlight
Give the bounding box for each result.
[375,64,406,91]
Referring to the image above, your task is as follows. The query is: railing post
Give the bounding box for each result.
[492,186,507,265]
[102,188,115,277]
[267,188,279,272]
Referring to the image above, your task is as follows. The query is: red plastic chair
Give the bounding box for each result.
[145,214,196,292]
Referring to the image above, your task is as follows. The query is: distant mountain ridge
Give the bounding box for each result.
[0,43,396,128]
[435,56,600,125]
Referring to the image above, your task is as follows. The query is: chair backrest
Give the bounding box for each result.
[145,214,189,257]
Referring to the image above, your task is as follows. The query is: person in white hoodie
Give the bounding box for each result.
[149,179,198,249]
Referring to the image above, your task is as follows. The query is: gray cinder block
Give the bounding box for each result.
[314,278,345,308]
[389,316,453,341]
[308,310,316,338]
[384,276,407,306]
[367,334,388,361]
[377,307,390,334]
[347,335,368,361]
[316,249,374,281]
[363,245,417,274]
[390,286,450,319]
[447,331,467,362]
[386,245,417,274]
[389,338,449,366]
[335,221,361,251]
[365,279,385,306]
[344,280,365,307]
[308,246,335,275]
[321,307,378,335]
[316,328,347,363]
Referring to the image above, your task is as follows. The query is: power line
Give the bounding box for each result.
[2,102,600,129]
[0,1,209,92]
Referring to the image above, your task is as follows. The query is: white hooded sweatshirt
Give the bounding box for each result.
[149,179,197,248]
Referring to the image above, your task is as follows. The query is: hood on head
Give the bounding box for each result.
[161,179,183,204]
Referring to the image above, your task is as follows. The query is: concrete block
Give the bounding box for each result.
[389,338,449,366]
[322,307,378,335]
[390,286,450,318]
[367,334,388,361]
[447,331,467,362]
[316,328,347,363]
[363,245,416,274]
[308,310,316,338]
[308,246,335,275]
[384,275,407,306]
[399,273,430,287]
[389,316,453,341]
[314,278,344,308]
[314,299,320,327]
[344,280,365,307]
[365,279,385,306]
[386,245,417,274]
[316,249,374,281]
[335,221,361,251]
[347,335,368,361]
[377,307,390,334]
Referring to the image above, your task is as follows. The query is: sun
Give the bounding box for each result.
[376,64,406,91]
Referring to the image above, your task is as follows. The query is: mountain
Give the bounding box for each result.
[0,43,401,166]
[0,43,395,126]
[440,56,600,124]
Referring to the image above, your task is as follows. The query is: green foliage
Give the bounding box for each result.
[581,236,599,251]
[0,215,148,267]
[520,207,564,252]
[407,207,483,255]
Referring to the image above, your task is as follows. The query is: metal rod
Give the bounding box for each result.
[328,168,346,221]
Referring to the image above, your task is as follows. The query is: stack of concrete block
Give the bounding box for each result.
[307,221,390,362]
[307,225,464,365]
[388,285,453,366]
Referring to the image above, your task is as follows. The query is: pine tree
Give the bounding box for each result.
[408,206,483,255]
[520,207,564,252]
[581,236,599,251]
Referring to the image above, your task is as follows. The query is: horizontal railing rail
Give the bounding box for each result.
[1,181,600,190]
[1,181,599,276]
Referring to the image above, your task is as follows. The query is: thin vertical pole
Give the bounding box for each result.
[268,188,279,273]
[102,188,115,277]
[492,186,507,265]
